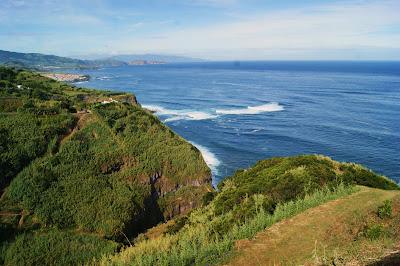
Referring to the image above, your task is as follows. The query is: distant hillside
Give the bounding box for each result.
[103,54,205,63]
[0,50,127,70]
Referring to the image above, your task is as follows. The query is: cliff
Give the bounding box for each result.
[0,66,212,264]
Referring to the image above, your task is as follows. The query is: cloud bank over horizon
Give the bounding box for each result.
[1,0,399,60]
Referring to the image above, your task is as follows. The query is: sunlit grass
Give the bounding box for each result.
[102,184,357,265]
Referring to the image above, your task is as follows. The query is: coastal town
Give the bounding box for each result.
[41,73,90,83]
[128,60,166,65]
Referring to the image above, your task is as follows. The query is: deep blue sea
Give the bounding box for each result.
[70,61,400,186]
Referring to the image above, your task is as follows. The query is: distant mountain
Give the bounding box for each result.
[109,54,204,63]
[0,50,205,70]
[95,54,205,63]
[0,50,127,69]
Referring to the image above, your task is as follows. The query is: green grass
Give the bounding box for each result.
[3,229,119,266]
[101,184,357,265]
[227,187,400,266]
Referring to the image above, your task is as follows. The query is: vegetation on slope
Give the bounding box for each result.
[214,155,398,216]
[0,66,210,265]
[3,229,119,266]
[103,155,398,265]
[227,187,400,265]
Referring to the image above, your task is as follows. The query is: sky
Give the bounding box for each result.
[1,0,400,60]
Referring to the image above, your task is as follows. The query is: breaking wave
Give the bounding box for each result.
[142,105,217,122]
[189,142,220,177]
[144,102,283,122]
[216,102,284,115]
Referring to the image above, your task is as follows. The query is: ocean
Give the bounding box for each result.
[70,61,400,186]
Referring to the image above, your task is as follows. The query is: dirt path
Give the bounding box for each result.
[0,211,20,216]
[226,187,400,266]
[59,112,91,146]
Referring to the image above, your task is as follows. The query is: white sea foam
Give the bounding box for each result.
[144,102,283,122]
[216,102,284,115]
[142,105,177,115]
[96,76,112,80]
[213,81,247,87]
[189,142,220,177]
[143,105,217,122]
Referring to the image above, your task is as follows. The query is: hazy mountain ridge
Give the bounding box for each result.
[104,54,205,63]
[0,50,127,69]
[0,50,205,70]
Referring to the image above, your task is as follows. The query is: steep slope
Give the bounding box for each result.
[227,186,400,265]
[0,67,211,265]
[103,156,398,266]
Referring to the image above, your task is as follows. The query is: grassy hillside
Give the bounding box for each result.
[103,155,398,265]
[227,186,400,265]
[0,66,211,265]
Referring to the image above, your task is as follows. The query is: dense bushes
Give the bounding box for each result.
[93,103,210,184]
[0,113,75,189]
[214,155,398,216]
[0,66,211,265]
[4,229,119,266]
[4,103,210,237]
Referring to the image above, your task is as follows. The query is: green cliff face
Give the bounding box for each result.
[0,67,211,265]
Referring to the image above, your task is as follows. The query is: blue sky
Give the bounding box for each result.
[1,0,400,60]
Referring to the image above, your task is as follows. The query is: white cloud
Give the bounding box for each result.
[112,0,400,59]
[9,0,26,7]
[188,0,238,7]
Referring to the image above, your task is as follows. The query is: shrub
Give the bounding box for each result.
[213,155,398,217]
[4,229,119,266]
[166,216,189,235]
[378,200,392,219]
[202,191,217,206]
[364,224,386,240]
